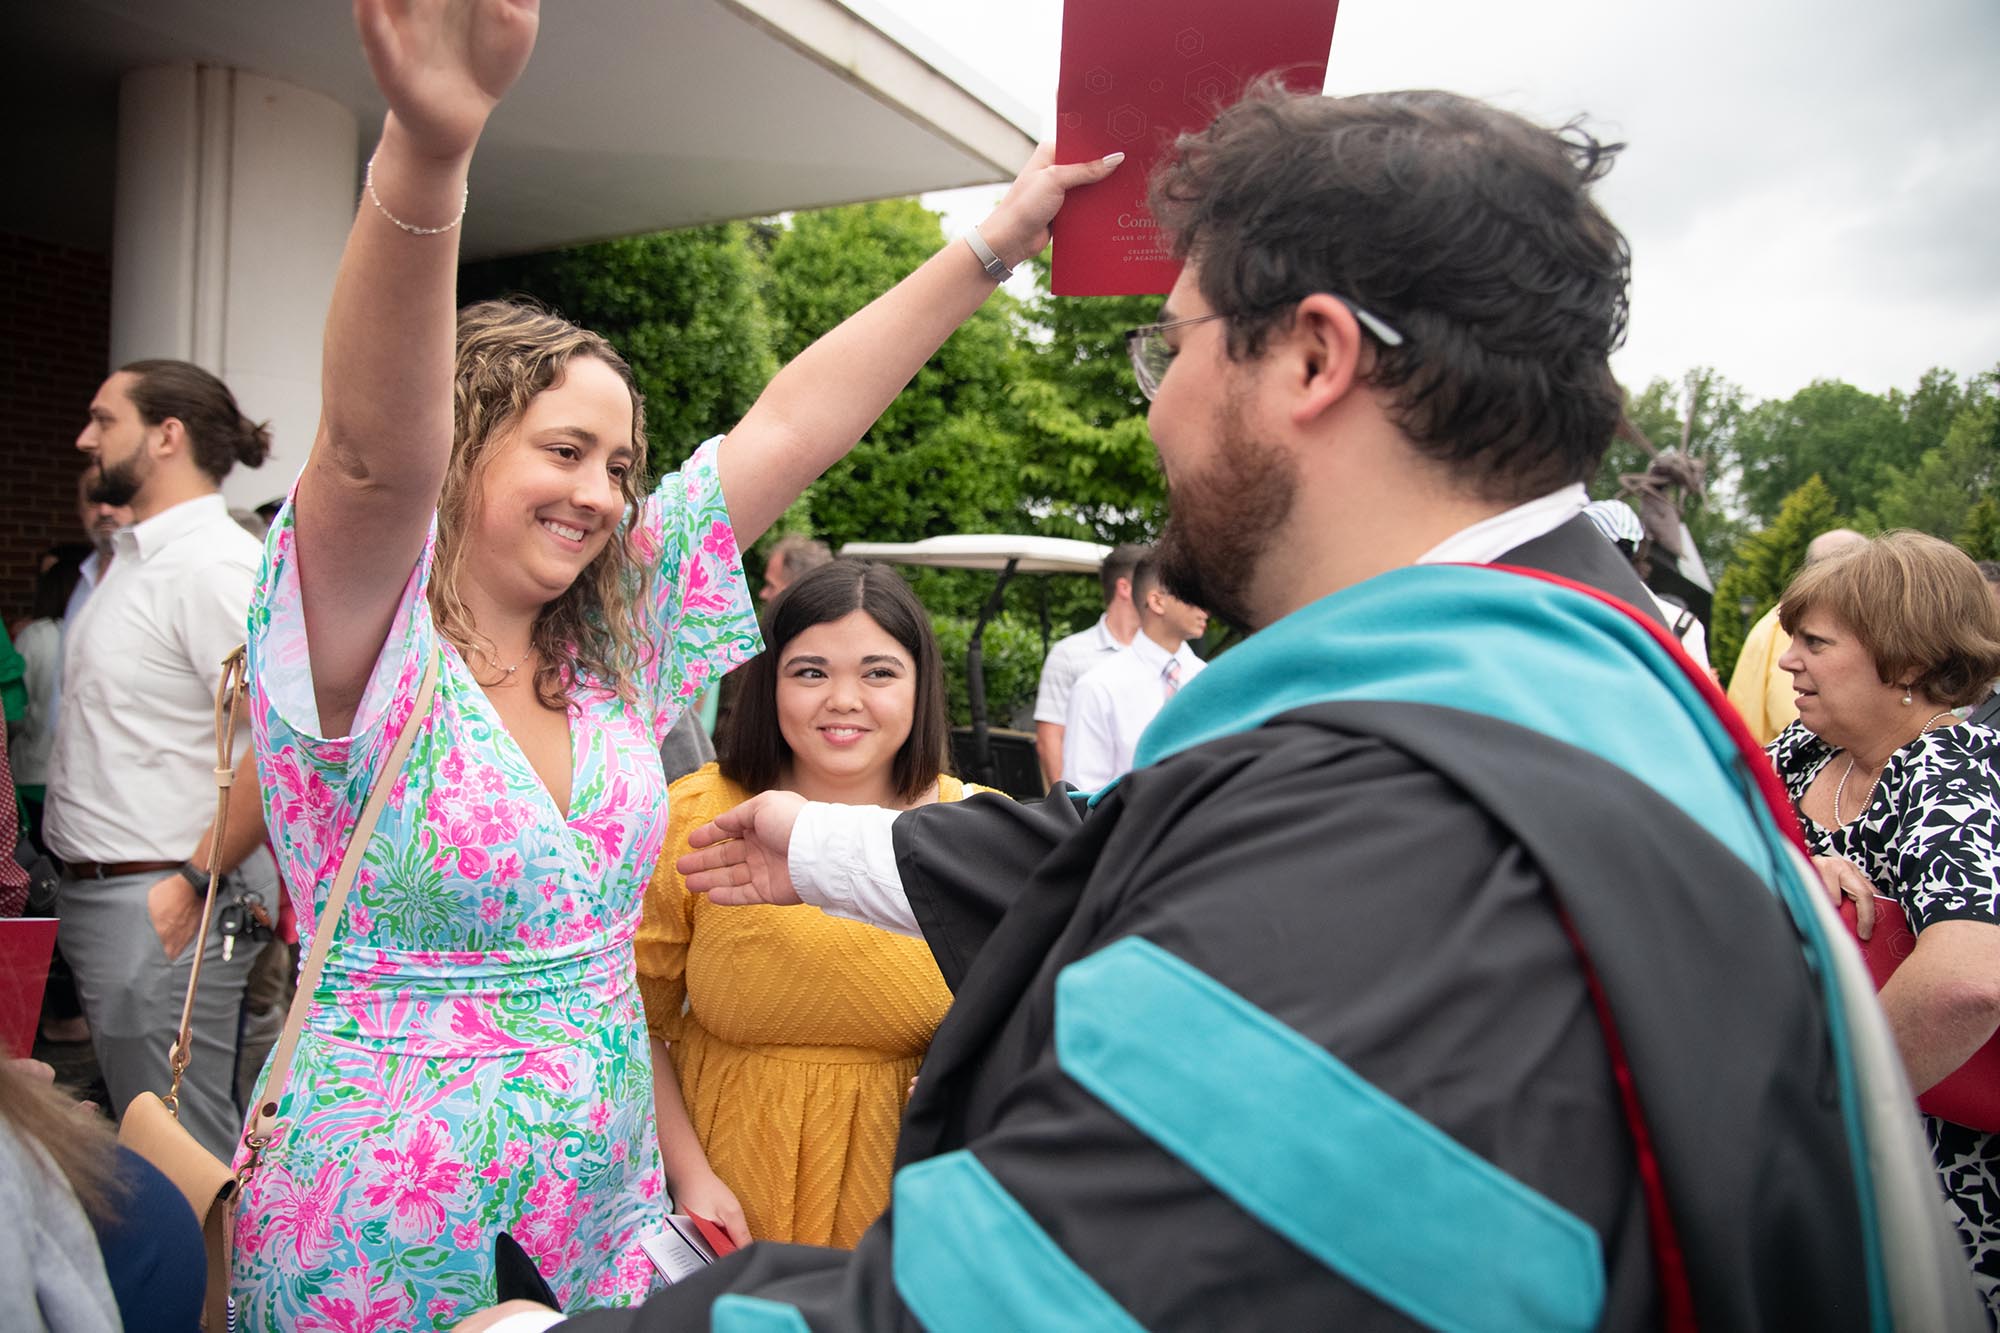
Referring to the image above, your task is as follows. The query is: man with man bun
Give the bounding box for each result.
[46,359,276,1157]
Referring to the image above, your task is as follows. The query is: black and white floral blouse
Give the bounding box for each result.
[1767,719,2000,930]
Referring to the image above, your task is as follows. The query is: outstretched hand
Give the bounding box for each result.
[678,790,807,907]
[977,142,1127,271]
[355,0,540,161]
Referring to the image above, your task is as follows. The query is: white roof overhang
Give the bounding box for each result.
[2,0,1039,256]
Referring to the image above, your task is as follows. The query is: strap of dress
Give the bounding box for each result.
[243,646,440,1144]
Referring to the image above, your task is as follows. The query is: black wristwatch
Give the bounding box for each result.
[178,860,212,892]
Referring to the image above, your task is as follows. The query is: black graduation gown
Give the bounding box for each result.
[566,520,1871,1330]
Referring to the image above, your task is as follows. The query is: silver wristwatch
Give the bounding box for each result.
[963,227,1013,282]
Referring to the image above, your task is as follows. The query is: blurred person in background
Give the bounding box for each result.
[1582,498,1710,671]
[760,534,832,605]
[12,549,87,849]
[1061,553,1207,789]
[66,465,129,624]
[1032,541,1147,786]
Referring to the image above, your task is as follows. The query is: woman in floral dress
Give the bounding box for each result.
[227,2,1119,1326]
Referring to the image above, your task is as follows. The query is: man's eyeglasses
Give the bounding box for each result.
[1122,299,1406,401]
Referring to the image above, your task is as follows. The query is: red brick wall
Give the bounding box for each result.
[0,233,109,626]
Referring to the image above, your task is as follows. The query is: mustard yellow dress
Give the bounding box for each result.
[636,763,985,1247]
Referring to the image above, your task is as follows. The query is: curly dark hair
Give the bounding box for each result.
[1149,83,1632,503]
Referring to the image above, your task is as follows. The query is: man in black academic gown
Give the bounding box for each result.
[467,86,1979,1333]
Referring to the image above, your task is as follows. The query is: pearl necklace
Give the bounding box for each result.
[1833,710,1953,825]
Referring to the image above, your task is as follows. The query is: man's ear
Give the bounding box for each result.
[152,416,187,459]
[1114,576,1134,604]
[1286,294,1368,427]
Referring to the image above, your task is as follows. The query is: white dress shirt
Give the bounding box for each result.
[1032,615,1127,725]
[789,486,1591,936]
[1060,634,1206,790]
[44,494,263,863]
[1414,483,1587,566]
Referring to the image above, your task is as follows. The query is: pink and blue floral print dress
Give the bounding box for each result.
[229,440,759,1330]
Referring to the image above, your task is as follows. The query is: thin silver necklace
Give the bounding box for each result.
[482,644,533,680]
[1833,710,1953,824]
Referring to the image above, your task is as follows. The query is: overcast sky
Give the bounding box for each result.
[860,0,2000,405]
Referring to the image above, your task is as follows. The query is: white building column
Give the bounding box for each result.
[110,65,357,510]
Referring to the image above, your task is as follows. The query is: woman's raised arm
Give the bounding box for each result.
[294,0,539,735]
[716,143,1124,547]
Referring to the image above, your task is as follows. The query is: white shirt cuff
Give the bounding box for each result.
[789,802,921,937]
[482,1311,566,1333]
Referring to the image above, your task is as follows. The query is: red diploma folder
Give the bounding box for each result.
[1052,0,1343,296]
[688,1213,739,1258]
[0,918,57,1058]
[1840,895,2000,1132]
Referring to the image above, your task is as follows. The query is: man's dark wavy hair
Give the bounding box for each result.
[1149,83,1631,503]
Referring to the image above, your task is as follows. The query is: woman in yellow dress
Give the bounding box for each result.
[637,559,991,1247]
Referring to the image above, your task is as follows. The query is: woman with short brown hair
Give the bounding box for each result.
[1768,530,2000,1314]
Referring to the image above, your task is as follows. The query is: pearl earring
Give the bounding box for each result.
[1902,688,1913,706]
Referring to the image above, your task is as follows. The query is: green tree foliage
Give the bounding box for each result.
[1960,497,2000,563]
[1012,257,1165,540]
[933,611,1049,730]
[459,226,776,478]
[1007,256,1170,634]
[1710,476,1849,679]
[761,200,1038,620]
[1862,393,1999,548]
[1729,371,1993,530]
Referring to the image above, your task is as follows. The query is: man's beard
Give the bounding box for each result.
[1153,390,1298,634]
[89,452,146,508]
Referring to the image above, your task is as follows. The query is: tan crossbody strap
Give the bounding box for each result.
[163,645,251,1112]
[244,647,440,1147]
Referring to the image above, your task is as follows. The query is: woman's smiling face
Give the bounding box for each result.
[467,355,635,613]
[774,609,917,791]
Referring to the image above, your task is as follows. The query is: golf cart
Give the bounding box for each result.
[839,535,1112,799]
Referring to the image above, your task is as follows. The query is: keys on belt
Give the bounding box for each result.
[218,891,273,963]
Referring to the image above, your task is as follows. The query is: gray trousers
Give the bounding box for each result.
[55,850,276,1160]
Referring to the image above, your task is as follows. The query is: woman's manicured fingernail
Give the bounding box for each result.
[1102,152,1126,167]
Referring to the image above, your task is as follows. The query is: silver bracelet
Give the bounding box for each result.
[364,153,468,237]
[962,226,1013,282]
